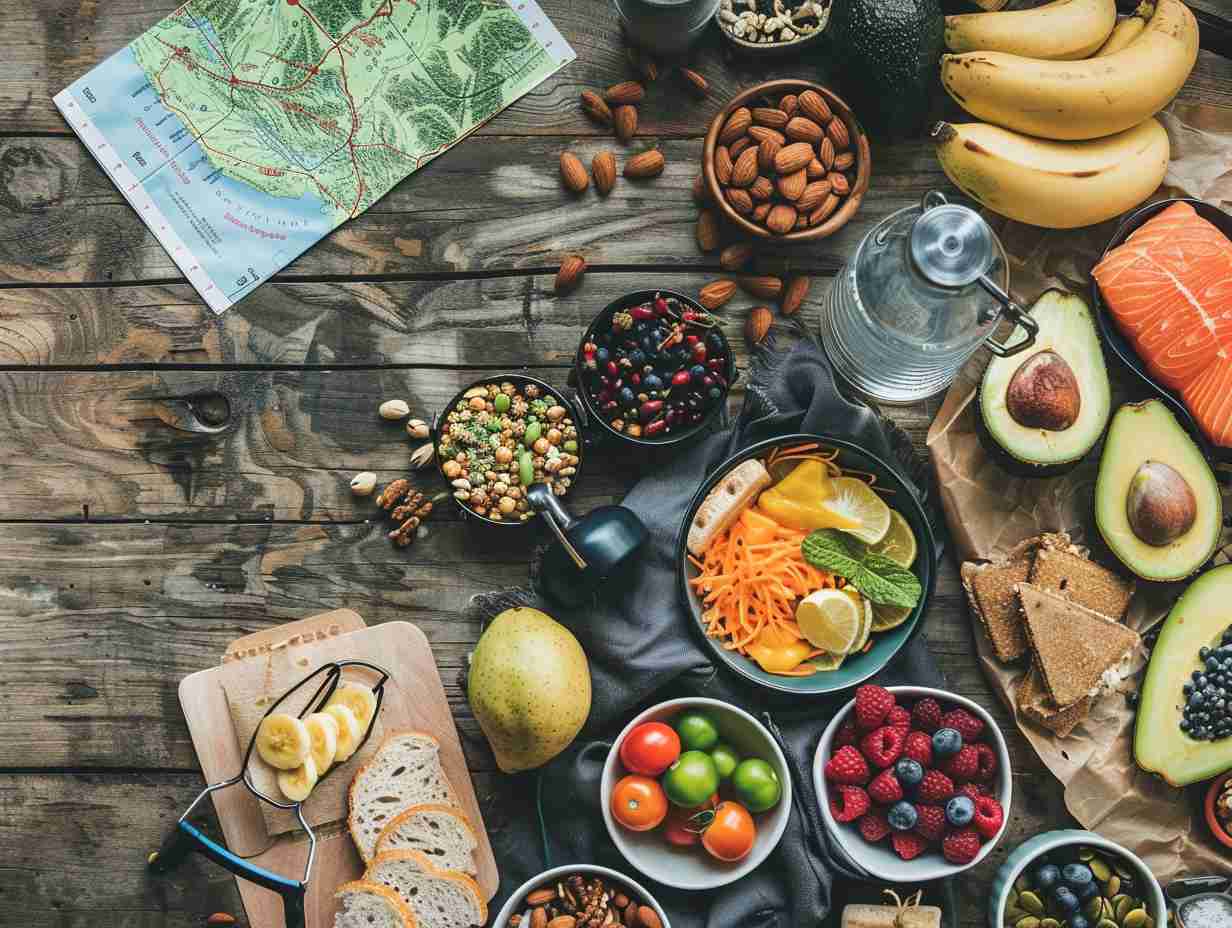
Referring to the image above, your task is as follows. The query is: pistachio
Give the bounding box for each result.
[379,399,410,420]
[1005,907,1028,925]
[1106,876,1121,898]
[1015,918,1041,928]
[1084,899,1105,921]
[1098,920,1119,928]
[1123,910,1148,928]
[350,471,378,496]
[410,443,435,469]
[1114,897,1134,922]
[1090,858,1112,882]
[1019,893,1044,916]
[406,418,430,439]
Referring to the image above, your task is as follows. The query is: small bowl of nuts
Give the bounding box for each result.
[434,374,583,526]
[716,0,832,55]
[1204,771,1232,849]
[703,79,869,241]
[493,864,670,928]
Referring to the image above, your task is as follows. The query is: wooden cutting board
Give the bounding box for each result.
[179,610,498,928]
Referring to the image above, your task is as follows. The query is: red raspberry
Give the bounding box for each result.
[902,731,933,768]
[854,685,896,732]
[824,745,871,785]
[886,705,912,734]
[829,785,871,823]
[867,768,903,804]
[942,745,980,782]
[911,697,943,733]
[858,809,891,843]
[942,828,983,865]
[972,742,998,781]
[956,783,984,804]
[941,707,985,742]
[892,831,929,860]
[973,796,1005,840]
[835,718,859,748]
[860,726,905,768]
[917,769,955,803]
[913,804,946,843]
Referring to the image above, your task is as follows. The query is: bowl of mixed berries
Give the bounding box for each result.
[813,684,1012,881]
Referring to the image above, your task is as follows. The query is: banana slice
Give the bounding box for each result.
[255,713,312,770]
[324,703,364,762]
[325,682,378,729]
[277,755,319,802]
[304,712,339,773]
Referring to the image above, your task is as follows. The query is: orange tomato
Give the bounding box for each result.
[610,775,668,832]
[700,801,756,862]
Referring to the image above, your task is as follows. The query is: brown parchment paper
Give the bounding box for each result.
[925,105,1232,883]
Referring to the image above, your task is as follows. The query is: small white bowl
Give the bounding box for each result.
[813,686,1013,883]
[492,864,670,928]
[601,697,792,890]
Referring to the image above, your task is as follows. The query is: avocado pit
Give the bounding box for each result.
[1005,350,1081,432]
[1126,460,1197,547]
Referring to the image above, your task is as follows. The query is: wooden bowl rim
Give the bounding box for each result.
[702,79,870,242]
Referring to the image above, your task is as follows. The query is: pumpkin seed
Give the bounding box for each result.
[1123,909,1148,928]
[1084,899,1105,921]
[1015,917,1041,928]
[1041,919,1061,928]
[1106,876,1122,898]
[1115,897,1134,922]
[1019,893,1044,916]
[1090,858,1113,882]
[1005,907,1027,926]
[1101,899,1117,921]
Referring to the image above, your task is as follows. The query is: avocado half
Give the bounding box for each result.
[1095,400,1221,582]
[978,290,1111,472]
[1135,564,1232,786]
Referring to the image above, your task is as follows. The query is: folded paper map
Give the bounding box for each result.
[54,0,574,313]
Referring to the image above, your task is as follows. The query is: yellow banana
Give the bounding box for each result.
[1094,1,1154,56]
[941,0,1197,141]
[931,118,1169,229]
[945,0,1116,60]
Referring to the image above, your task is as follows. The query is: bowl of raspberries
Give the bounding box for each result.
[813,684,1012,881]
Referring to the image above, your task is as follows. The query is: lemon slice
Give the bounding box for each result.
[815,477,892,545]
[872,602,915,632]
[796,588,864,654]
[868,510,917,568]
[850,594,873,653]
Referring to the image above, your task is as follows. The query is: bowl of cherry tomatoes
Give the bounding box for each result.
[600,697,792,890]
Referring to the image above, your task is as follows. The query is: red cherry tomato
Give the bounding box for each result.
[619,722,681,776]
[700,801,756,862]
[610,775,668,832]
[660,792,718,847]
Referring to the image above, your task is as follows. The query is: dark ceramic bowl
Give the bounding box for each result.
[677,433,936,695]
[573,289,737,448]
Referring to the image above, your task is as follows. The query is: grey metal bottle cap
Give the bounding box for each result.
[910,202,996,288]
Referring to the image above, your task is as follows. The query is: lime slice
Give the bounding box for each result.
[810,651,846,672]
[871,602,914,632]
[796,588,863,654]
[868,510,917,568]
[851,595,873,652]
[815,477,892,545]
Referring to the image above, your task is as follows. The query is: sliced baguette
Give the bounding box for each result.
[374,803,478,876]
[350,731,459,862]
[334,880,418,928]
[365,849,487,928]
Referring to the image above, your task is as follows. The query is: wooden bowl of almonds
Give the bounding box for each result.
[703,79,870,241]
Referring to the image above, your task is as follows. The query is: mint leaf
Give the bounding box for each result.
[801,529,866,577]
[802,531,921,610]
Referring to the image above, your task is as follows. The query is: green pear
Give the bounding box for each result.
[467,607,591,773]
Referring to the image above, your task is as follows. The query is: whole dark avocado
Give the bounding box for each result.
[829,0,944,135]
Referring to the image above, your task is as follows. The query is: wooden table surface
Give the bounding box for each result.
[1,1,1229,925]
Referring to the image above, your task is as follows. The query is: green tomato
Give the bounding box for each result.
[673,710,720,752]
[709,743,740,781]
[494,393,510,414]
[661,750,719,807]
[731,758,781,813]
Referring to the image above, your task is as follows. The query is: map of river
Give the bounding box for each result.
[54,0,573,312]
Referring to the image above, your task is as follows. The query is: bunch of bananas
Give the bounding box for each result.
[932,0,1198,229]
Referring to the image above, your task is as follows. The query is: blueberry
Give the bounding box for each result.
[1194,694,1206,707]
[1199,676,1210,688]
[1184,682,1194,695]
[1180,719,1190,731]
[1053,887,1079,915]
[642,373,664,392]
[618,387,636,407]
[1035,864,1062,891]
[595,347,610,365]
[1071,916,1090,928]
[1202,647,1212,660]
[894,758,924,789]
[946,796,975,827]
[628,349,645,368]
[932,727,963,758]
[690,364,707,382]
[1208,657,1221,672]
[887,800,918,832]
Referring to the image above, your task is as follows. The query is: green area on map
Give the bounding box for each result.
[132,0,555,222]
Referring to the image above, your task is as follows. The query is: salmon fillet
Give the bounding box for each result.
[1182,353,1232,448]
[1093,202,1232,447]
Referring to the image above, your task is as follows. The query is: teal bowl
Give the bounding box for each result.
[676,433,936,695]
[991,830,1166,928]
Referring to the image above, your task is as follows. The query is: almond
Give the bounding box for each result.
[749,175,773,201]
[775,169,807,202]
[747,125,786,146]
[624,149,664,178]
[637,906,664,928]
[794,214,809,230]
[692,173,710,204]
[559,151,588,193]
[827,116,851,150]
[730,147,759,187]
[740,275,783,299]
[592,151,616,196]
[752,202,772,222]
[809,192,840,226]
[526,888,557,906]
[547,918,577,928]
[719,107,752,145]
[714,146,733,184]
[206,916,237,927]
[533,909,549,928]
[605,81,645,105]
[758,138,781,174]
[828,171,851,196]
[614,105,637,143]
[696,209,720,252]
[779,93,799,116]
[679,67,709,97]
[746,305,772,345]
[720,242,754,271]
[818,136,836,171]
[796,179,831,212]
[752,107,789,129]
[834,151,855,171]
[580,90,612,126]
[699,279,737,310]
[797,89,832,124]
[785,116,824,145]
[627,46,658,83]
[725,187,754,215]
[773,142,813,176]
[766,203,797,235]
[807,158,825,179]
[781,274,811,316]
[729,136,752,158]
[555,255,586,295]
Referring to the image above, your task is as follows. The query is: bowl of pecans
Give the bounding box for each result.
[703,79,870,241]
[493,864,670,928]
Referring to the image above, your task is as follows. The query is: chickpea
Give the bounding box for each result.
[495,446,513,464]
[532,437,550,456]
[499,496,517,515]
[546,428,562,445]
[443,460,462,479]
[492,481,509,496]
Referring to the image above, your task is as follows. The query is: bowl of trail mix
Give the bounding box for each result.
[716,0,831,54]
[434,375,583,525]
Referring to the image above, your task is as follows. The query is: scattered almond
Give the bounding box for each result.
[779,93,799,116]
[818,136,836,171]
[624,149,664,178]
[719,107,752,145]
[614,105,637,143]
[627,46,658,82]
[580,90,612,126]
[827,116,851,150]
[725,187,753,215]
[692,173,710,204]
[752,107,789,129]
[637,906,664,928]
[699,279,737,310]
[807,157,825,179]
[775,169,807,202]
[720,242,754,271]
[781,275,811,315]
[679,67,709,97]
[747,125,786,146]
[785,116,823,145]
[752,202,772,222]
[532,909,549,928]
[749,175,774,201]
[834,151,856,171]
[730,147,759,187]
[740,275,783,299]
[546,918,577,928]
[828,171,851,196]
[766,203,797,234]
[526,889,557,906]
[592,151,617,196]
[773,142,813,176]
[714,146,733,185]
[555,255,586,295]
[559,151,588,193]
[206,916,237,927]
[605,81,645,105]
[696,209,720,252]
[746,305,773,344]
[406,418,430,439]
[797,89,832,124]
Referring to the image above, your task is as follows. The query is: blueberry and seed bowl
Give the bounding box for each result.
[1178,627,1232,741]
[1004,846,1153,928]
[577,291,735,445]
